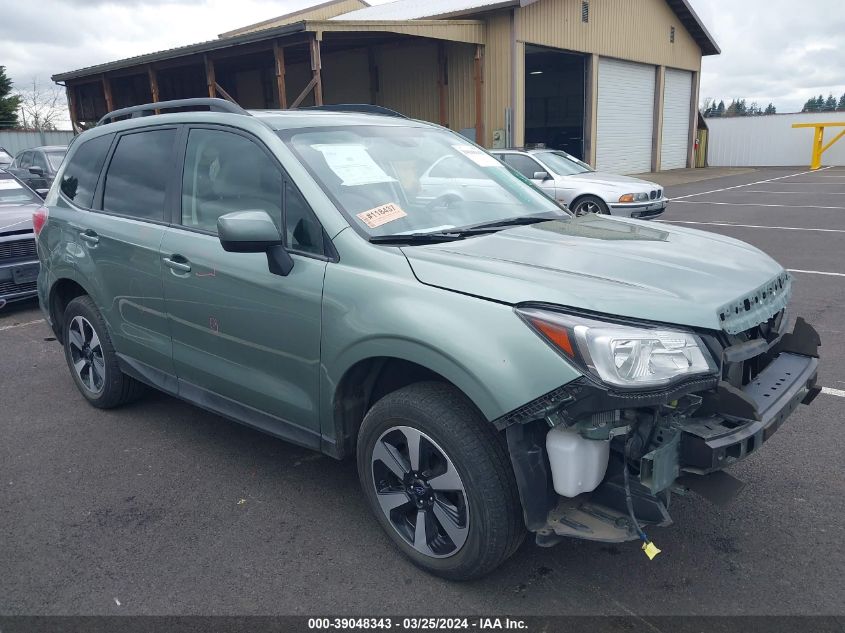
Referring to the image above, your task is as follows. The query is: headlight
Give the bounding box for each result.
[517,307,717,389]
[618,193,649,203]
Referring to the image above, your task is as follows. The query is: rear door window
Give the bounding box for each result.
[60,134,114,208]
[103,129,176,222]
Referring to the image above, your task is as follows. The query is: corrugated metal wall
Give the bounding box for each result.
[517,0,701,72]
[377,41,440,122]
[446,42,477,135]
[0,130,75,156]
[322,47,371,104]
[707,113,845,167]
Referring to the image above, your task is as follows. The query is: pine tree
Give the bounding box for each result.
[824,94,837,111]
[716,100,726,117]
[764,103,776,115]
[838,93,845,111]
[0,66,21,128]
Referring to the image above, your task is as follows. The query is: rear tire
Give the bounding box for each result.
[571,195,609,216]
[63,295,145,409]
[357,382,524,580]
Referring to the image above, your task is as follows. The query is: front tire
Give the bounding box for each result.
[571,195,609,216]
[357,382,524,580]
[63,295,145,409]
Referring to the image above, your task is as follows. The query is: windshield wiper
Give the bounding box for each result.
[370,213,564,245]
[369,232,470,244]
[462,212,563,232]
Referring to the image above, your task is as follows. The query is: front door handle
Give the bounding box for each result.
[163,256,192,273]
[78,230,99,246]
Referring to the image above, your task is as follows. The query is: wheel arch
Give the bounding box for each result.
[326,349,498,460]
[570,193,611,213]
[48,276,94,343]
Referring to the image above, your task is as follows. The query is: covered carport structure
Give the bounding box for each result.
[52,19,486,142]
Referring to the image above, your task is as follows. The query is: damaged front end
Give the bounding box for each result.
[499,301,821,547]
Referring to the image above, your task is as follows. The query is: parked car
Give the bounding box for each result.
[0,147,14,169]
[36,99,820,580]
[0,170,42,307]
[492,148,667,219]
[8,145,67,194]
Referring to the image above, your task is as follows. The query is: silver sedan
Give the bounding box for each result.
[492,149,667,219]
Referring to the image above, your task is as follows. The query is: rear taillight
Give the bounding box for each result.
[32,206,49,237]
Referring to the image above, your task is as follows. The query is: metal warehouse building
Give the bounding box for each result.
[52,0,719,174]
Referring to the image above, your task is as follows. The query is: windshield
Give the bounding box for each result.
[281,125,564,237]
[46,150,66,171]
[0,178,39,204]
[537,151,593,176]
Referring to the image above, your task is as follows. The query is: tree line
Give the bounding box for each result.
[801,93,845,112]
[702,92,845,118]
[702,98,776,118]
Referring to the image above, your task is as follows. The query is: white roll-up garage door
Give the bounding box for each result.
[596,58,655,174]
[660,68,693,170]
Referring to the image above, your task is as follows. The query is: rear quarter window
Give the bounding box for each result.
[60,134,114,208]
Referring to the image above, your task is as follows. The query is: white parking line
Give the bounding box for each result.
[672,200,845,210]
[0,318,45,332]
[740,190,845,195]
[658,220,845,233]
[765,181,845,185]
[670,166,833,200]
[787,269,845,277]
[822,387,845,398]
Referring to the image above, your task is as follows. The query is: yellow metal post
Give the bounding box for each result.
[792,122,845,170]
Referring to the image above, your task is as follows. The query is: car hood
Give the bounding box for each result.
[560,171,659,190]
[401,216,789,333]
[0,202,38,235]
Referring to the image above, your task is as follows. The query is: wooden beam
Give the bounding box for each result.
[147,65,160,102]
[437,42,448,127]
[204,55,216,98]
[309,34,323,106]
[66,85,81,134]
[273,41,288,109]
[101,74,114,112]
[474,45,484,146]
[289,75,319,109]
[214,82,238,105]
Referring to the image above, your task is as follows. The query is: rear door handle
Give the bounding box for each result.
[163,256,192,273]
[78,230,99,245]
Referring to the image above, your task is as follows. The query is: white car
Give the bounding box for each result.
[492,149,667,219]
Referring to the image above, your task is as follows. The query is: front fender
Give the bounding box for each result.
[319,233,581,447]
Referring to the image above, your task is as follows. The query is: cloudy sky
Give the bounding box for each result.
[1,0,843,124]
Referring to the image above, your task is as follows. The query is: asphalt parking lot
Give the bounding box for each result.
[1,166,843,617]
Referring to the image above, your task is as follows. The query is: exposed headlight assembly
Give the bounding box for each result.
[517,307,717,389]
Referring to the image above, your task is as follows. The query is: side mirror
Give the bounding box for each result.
[29,166,44,177]
[217,210,294,276]
[532,171,551,181]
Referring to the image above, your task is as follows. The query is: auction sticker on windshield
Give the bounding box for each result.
[357,203,408,228]
[453,144,500,167]
[0,180,21,190]
[312,144,397,186]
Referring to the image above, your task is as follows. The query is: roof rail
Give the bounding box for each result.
[96,98,249,126]
[300,104,407,118]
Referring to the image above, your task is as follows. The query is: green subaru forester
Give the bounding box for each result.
[35,99,820,579]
